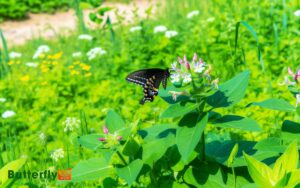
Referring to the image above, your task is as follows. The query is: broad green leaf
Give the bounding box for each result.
[160,102,199,118]
[138,124,176,142]
[71,158,114,182]
[0,157,27,187]
[254,137,286,153]
[212,115,261,132]
[247,99,295,112]
[122,138,140,156]
[176,113,208,163]
[227,143,238,167]
[116,159,143,186]
[78,134,104,150]
[142,135,175,167]
[243,153,273,187]
[207,71,250,108]
[106,110,125,132]
[281,120,300,142]
[273,141,298,180]
[285,170,300,188]
[159,85,190,104]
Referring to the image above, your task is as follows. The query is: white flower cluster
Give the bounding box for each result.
[129,26,142,32]
[0,98,6,103]
[153,25,178,38]
[294,10,300,17]
[63,117,81,132]
[2,110,16,119]
[78,34,93,41]
[33,45,50,59]
[50,148,64,162]
[186,10,200,19]
[87,47,107,60]
[9,52,22,59]
[72,52,82,58]
[25,62,38,68]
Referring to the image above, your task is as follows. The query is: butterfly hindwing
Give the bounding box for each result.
[126,68,170,104]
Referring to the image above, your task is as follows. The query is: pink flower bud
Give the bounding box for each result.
[117,136,122,140]
[178,57,183,64]
[288,67,295,76]
[185,62,190,70]
[98,137,106,141]
[193,53,197,62]
[184,55,188,64]
[199,58,204,65]
[103,126,109,134]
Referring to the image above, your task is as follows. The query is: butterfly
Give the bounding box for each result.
[126,68,170,104]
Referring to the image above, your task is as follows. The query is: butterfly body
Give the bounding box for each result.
[126,68,170,104]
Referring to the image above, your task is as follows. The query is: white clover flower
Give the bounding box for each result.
[154,25,167,33]
[171,62,178,71]
[130,26,142,32]
[63,117,81,132]
[9,52,22,59]
[2,110,16,118]
[50,148,64,162]
[25,62,38,68]
[182,73,192,84]
[207,17,215,23]
[294,10,300,17]
[165,30,178,38]
[87,47,107,61]
[171,73,181,83]
[0,98,6,102]
[72,52,82,58]
[187,10,200,19]
[194,63,205,73]
[39,132,46,141]
[33,45,50,59]
[78,34,93,41]
[296,94,300,107]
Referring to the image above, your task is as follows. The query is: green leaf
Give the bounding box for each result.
[285,170,300,188]
[138,124,176,142]
[71,158,114,182]
[122,138,140,156]
[227,143,238,167]
[247,98,295,112]
[97,7,113,16]
[116,159,143,186]
[281,120,300,142]
[207,71,250,108]
[254,137,286,153]
[212,115,261,132]
[160,102,199,118]
[106,110,125,132]
[176,113,208,163]
[78,134,104,150]
[159,85,190,104]
[243,153,273,187]
[0,157,27,187]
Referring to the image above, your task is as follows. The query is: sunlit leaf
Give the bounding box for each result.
[247,98,295,112]
[116,159,143,186]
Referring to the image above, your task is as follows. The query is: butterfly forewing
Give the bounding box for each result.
[126,68,170,104]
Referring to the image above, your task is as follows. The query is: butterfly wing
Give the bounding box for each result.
[126,68,170,104]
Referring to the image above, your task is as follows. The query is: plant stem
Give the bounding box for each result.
[232,166,236,188]
[200,132,205,161]
[116,151,127,165]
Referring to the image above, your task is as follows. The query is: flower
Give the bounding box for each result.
[103,126,109,134]
[294,10,300,17]
[78,34,93,41]
[212,78,219,89]
[50,148,64,162]
[154,25,167,33]
[194,60,206,73]
[296,94,300,107]
[178,57,183,64]
[182,73,192,83]
[9,52,22,59]
[187,10,200,19]
[2,110,16,118]
[130,26,142,32]
[20,75,30,82]
[0,98,6,102]
[25,62,38,68]
[171,62,178,71]
[171,73,181,83]
[87,47,107,60]
[39,132,46,141]
[288,67,300,82]
[98,125,122,143]
[207,17,215,23]
[165,30,178,38]
[63,117,81,132]
[33,45,50,59]
[72,52,82,58]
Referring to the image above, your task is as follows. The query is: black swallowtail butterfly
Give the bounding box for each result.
[126,68,170,104]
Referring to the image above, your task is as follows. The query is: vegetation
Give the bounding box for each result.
[1,0,300,187]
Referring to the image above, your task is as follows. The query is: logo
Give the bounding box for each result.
[57,169,72,180]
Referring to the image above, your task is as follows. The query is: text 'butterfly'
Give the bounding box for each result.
[126,68,170,104]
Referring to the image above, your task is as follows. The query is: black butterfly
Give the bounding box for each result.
[126,68,170,104]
